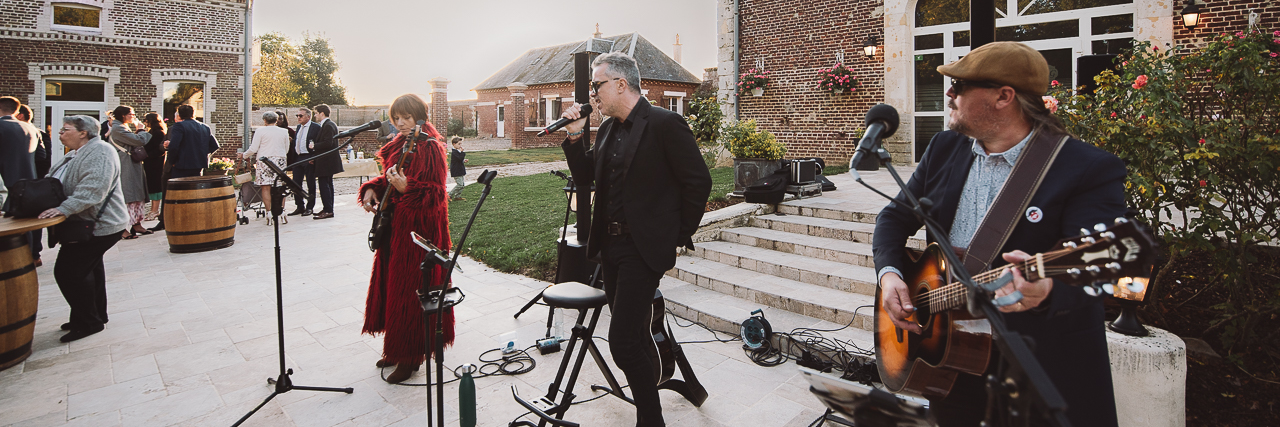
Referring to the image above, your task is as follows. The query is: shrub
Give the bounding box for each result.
[447,118,478,137]
[721,119,785,160]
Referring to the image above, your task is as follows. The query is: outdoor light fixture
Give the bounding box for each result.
[1180,0,1202,30]
[863,36,879,58]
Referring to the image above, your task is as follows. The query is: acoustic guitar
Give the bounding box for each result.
[874,218,1155,398]
[367,122,437,251]
[650,290,709,406]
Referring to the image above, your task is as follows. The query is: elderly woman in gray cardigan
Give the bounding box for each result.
[37,115,129,342]
[109,105,153,239]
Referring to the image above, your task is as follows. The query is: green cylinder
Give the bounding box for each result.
[459,365,476,427]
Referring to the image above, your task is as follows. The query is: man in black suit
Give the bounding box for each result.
[0,96,43,261]
[873,42,1123,427]
[558,52,712,427]
[287,107,320,216]
[165,105,218,179]
[310,104,342,219]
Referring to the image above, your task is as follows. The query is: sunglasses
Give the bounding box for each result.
[590,77,622,93]
[950,78,1004,94]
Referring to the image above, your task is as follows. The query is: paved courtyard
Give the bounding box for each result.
[1,189,853,426]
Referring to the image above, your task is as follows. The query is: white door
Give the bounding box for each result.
[45,101,107,164]
[496,106,505,138]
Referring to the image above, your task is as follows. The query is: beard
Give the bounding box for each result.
[947,99,993,139]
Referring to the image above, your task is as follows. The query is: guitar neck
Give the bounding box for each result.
[928,257,1047,313]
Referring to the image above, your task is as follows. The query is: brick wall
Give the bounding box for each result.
[111,0,246,46]
[1173,1,1280,45]
[736,0,888,166]
[0,0,43,29]
[506,86,528,149]
[429,78,449,139]
[448,100,478,130]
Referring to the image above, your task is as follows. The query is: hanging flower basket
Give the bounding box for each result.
[818,63,861,95]
[738,68,771,97]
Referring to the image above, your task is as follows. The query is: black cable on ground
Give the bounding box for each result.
[667,309,742,344]
[382,344,539,387]
[507,385,632,426]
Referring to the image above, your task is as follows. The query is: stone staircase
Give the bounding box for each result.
[662,168,921,357]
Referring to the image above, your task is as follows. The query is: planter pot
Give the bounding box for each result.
[732,158,783,197]
[751,88,764,97]
[833,88,845,94]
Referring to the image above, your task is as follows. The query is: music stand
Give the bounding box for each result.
[800,367,936,427]
[233,158,352,427]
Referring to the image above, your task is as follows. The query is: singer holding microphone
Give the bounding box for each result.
[356,94,454,384]
[558,52,711,427]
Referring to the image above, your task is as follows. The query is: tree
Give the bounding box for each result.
[252,32,348,107]
[293,33,348,106]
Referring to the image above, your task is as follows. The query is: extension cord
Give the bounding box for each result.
[536,337,562,355]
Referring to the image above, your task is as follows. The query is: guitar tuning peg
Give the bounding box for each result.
[1114,217,1130,225]
[1105,262,1122,273]
[1101,282,1116,295]
[1083,285,1102,297]
[1063,241,1078,249]
[1080,228,1092,236]
[1081,237,1096,244]
[1085,265,1102,275]
[1126,280,1146,294]
[1067,268,1082,279]
[1100,231,1116,240]
[1094,223,1107,232]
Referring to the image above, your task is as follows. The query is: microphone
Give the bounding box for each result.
[334,120,383,139]
[537,104,593,137]
[849,104,900,174]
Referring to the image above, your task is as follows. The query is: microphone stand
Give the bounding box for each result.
[512,171,574,332]
[233,159,353,427]
[851,145,1071,427]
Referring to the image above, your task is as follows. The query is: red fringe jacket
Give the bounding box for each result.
[358,122,453,365]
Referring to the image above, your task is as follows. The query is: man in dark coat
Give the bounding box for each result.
[872,42,1123,427]
[0,96,42,261]
[287,107,320,216]
[558,52,712,427]
[165,105,218,179]
[310,104,342,219]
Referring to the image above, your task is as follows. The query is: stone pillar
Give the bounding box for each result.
[429,77,450,138]
[506,82,528,149]
[1107,327,1187,427]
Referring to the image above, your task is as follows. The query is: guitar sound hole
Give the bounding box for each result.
[913,284,934,332]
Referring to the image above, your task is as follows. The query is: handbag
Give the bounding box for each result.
[4,178,66,218]
[233,159,254,185]
[50,181,118,246]
[129,145,148,163]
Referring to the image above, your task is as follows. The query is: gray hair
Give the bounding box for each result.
[63,115,100,136]
[593,52,642,94]
[1015,92,1070,137]
[262,111,278,124]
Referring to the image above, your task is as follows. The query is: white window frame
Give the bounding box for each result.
[50,2,103,34]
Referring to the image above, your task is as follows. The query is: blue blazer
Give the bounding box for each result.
[166,119,219,170]
[871,130,1126,427]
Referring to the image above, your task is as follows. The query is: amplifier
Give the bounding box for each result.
[789,159,818,184]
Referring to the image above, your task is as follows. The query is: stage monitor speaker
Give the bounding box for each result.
[1077,54,1119,96]
[555,238,592,285]
[574,52,591,105]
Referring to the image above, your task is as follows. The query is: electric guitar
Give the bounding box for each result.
[650,290,709,406]
[874,218,1155,398]
[367,122,436,251]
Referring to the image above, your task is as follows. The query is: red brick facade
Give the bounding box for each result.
[1173,1,1279,44]
[429,78,449,139]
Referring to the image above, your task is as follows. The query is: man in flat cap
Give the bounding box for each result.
[873,42,1123,426]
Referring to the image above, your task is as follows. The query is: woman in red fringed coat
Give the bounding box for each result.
[358,94,453,383]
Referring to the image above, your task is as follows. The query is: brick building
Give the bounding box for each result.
[717,0,1278,165]
[472,31,702,149]
[0,0,250,162]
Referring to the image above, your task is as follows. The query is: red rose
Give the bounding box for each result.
[1199,180,1207,187]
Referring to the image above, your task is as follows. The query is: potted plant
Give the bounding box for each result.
[721,119,786,196]
[205,157,234,176]
[738,68,771,97]
[819,63,861,95]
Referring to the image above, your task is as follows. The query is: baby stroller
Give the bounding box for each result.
[233,159,282,225]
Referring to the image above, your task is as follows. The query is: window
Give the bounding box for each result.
[163,81,204,123]
[45,80,104,102]
[52,3,101,31]
[667,97,683,114]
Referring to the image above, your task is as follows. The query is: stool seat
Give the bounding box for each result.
[542,282,607,310]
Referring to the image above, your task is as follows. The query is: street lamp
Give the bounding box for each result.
[1180,0,1202,30]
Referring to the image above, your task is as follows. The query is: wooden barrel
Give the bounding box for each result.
[165,176,237,253]
[0,233,37,371]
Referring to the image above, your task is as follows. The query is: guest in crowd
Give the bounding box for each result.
[311,104,342,220]
[99,112,112,139]
[288,108,318,216]
[0,96,42,263]
[358,94,453,383]
[239,111,291,223]
[38,115,129,342]
[448,136,468,201]
[165,104,219,179]
[108,106,153,239]
[16,105,50,178]
[142,112,167,221]
[275,109,297,147]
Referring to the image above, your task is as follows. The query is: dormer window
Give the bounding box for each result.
[52,3,101,33]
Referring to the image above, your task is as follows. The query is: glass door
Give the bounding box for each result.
[496,106,505,138]
[45,101,106,164]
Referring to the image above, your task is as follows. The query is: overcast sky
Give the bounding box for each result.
[253,0,718,105]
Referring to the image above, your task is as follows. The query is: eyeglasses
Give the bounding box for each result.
[590,77,622,93]
[58,127,79,134]
[295,114,306,118]
[950,78,1004,95]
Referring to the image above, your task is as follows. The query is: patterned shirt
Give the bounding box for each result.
[948,132,1033,249]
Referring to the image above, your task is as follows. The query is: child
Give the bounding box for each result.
[448,136,468,200]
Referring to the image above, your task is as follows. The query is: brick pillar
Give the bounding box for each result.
[506,82,528,149]
[429,77,450,138]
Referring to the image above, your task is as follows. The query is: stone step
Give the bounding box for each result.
[660,275,877,360]
[668,254,876,331]
[690,240,878,296]
[749,213,926,250]
[718,226,877,268]
[775,198,881,224]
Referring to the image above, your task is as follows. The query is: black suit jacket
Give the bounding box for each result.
[0,116,39,208]
[167,119,218,170]
[562,99,712,272]
[872,130,1125,427]
[289,122,321,165]
[312,119,343,176]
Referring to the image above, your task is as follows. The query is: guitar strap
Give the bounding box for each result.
[961,127,1069,275]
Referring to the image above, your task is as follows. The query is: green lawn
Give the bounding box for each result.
[463,147,566,167]
[448,166,738,280]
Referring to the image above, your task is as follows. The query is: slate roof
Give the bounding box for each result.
[474,33,701,91]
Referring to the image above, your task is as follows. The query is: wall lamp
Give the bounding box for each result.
[1180,0,1202,30]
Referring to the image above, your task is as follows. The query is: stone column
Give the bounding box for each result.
[506,82,528,149]
[429,77,450,138]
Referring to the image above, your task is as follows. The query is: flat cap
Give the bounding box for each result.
[937,42,1050,96]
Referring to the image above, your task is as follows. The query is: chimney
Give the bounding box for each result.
[593,23,602,39]
[673,34,682,64]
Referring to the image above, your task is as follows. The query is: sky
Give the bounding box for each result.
[253,0,718,105]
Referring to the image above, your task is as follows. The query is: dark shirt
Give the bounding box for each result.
[604,102,642,223]
[450,148,466,177]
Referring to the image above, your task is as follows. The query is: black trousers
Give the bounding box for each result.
[54,231,122,330]
[292,153,316,211]
[317,174,334,213]
[601,234,665,427]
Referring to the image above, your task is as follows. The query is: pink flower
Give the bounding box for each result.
[1199,180,1207,187]
[1272,53,1279,58]
[1274,30,1280,36]
[1110,112,1117,118]
[1132,74,1149,89]
[1042,96,1059,113]
[1236,31,1244,37]
[1122,61,1128,66]
[1051,80,1059,87]
[1153,46,1159,51]
[1199,138,1206,145]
